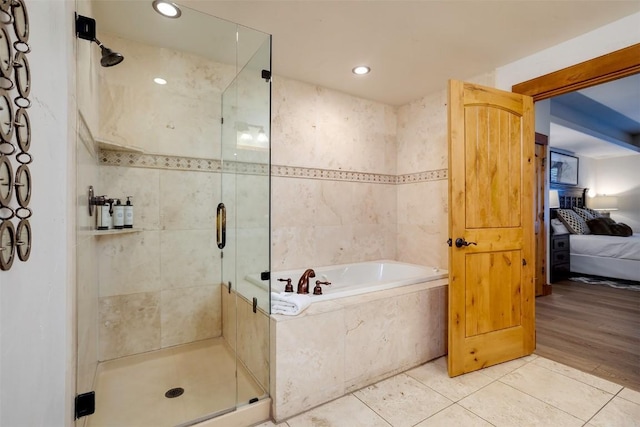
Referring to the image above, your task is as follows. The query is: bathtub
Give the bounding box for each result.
[263,259,449,421]
[246,260,447,302]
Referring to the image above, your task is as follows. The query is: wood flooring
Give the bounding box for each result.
[535,279,640,391]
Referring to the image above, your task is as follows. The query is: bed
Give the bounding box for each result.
[551,187,640,282]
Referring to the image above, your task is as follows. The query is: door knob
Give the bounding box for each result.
[455,237,477,248]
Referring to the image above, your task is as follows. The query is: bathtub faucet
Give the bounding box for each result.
[297,269,316,294]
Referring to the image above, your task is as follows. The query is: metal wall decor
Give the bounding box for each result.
[0,0,30,271]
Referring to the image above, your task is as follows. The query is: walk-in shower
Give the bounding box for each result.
[74,1,271,425]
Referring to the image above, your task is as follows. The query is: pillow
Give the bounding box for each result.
[556,208,591,234]
[582,206,603,218]
[550,218,570,235]
[586,217,614,235]
[572,207,596,222]
[610,222,633,237]
[586,217,633,237]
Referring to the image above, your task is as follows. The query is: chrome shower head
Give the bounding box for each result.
[95,39,124,67]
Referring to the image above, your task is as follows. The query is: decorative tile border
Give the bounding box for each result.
[271,165,396,184]
[397,169,447,183]
[99,149,447,184]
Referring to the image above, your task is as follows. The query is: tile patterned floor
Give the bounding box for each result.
[256,355,640,427]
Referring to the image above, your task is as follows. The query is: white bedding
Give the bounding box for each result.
[570,233,640,261]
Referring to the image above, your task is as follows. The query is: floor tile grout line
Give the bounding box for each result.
[616,387,640,405]
[350,391,394,426]
[495,378,598,423]
[402,366,501,425]
[407,402,498,427]
[532,357,625,395]
[581,391,618,426]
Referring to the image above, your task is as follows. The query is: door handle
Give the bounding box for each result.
[455,237,477,248]
[216,202,226,249]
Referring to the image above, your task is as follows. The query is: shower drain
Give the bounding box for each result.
[165,387,184,398]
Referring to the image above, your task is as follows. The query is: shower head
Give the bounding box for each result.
[76,16,124,67]
[95,39,124,67]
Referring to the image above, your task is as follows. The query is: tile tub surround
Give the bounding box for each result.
[269,278,448,421]
[221,282,270,393]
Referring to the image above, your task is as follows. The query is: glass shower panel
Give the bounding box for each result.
[220,29,272,409]
[75,2,270,425]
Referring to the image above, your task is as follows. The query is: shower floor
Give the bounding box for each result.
[86,337,265,427]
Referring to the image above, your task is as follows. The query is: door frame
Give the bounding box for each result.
[511,43,640,101]
[511,42,640,292]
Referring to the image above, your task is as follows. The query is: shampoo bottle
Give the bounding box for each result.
[124,196,134,229]
[97,198,112,230]
[113,199,124,229]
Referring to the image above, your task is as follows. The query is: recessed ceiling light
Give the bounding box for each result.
[152,0,182,18]
[352,66,371,75]
[154,77,167,85]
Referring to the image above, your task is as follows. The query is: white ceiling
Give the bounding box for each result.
[93,0,640,106]
[549,74,640,159]
[92,1,640,159]
[550,122,637,160]
[579,74,640,124]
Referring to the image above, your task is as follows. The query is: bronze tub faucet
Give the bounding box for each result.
[297,268,316,294]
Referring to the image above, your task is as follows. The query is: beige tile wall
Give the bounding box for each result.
[395,72,496,270]
[98,34,235,158]
[270,78,399,271]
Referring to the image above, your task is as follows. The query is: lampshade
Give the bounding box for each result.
[590,195,618,211]
[549,190,560,209]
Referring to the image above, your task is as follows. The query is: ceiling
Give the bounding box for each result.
[91,1,640,158]
[550,74,640,159]
[93,0,640,106]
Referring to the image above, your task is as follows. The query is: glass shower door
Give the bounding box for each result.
[220,28,272,410]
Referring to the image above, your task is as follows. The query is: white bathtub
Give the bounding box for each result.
[246,260,447,302]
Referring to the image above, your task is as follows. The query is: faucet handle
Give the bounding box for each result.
[313,280,331,295]
[278,278,293,292]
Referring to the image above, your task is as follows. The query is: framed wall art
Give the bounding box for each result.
[550,151,578,186]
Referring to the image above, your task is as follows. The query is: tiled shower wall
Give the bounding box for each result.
[94,35,235,360]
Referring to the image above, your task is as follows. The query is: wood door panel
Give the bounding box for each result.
[464,106,522,229]
[463,327,528,370]
[465,250,522,336]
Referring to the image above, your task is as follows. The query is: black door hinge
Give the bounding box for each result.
[260,271,270,280]
[75,391,95,419]
[253,297,258,313]
[261,69,271,82]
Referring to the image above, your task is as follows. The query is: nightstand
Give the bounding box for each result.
[550,233,570,282]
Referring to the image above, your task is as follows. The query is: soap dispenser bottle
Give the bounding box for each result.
[97,196,111,230]
[124,196,134,229]
[113,199,124,229]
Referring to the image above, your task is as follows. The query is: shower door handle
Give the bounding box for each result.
[216,203,226,249]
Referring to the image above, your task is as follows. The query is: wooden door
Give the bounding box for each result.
[448,80,535,377]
